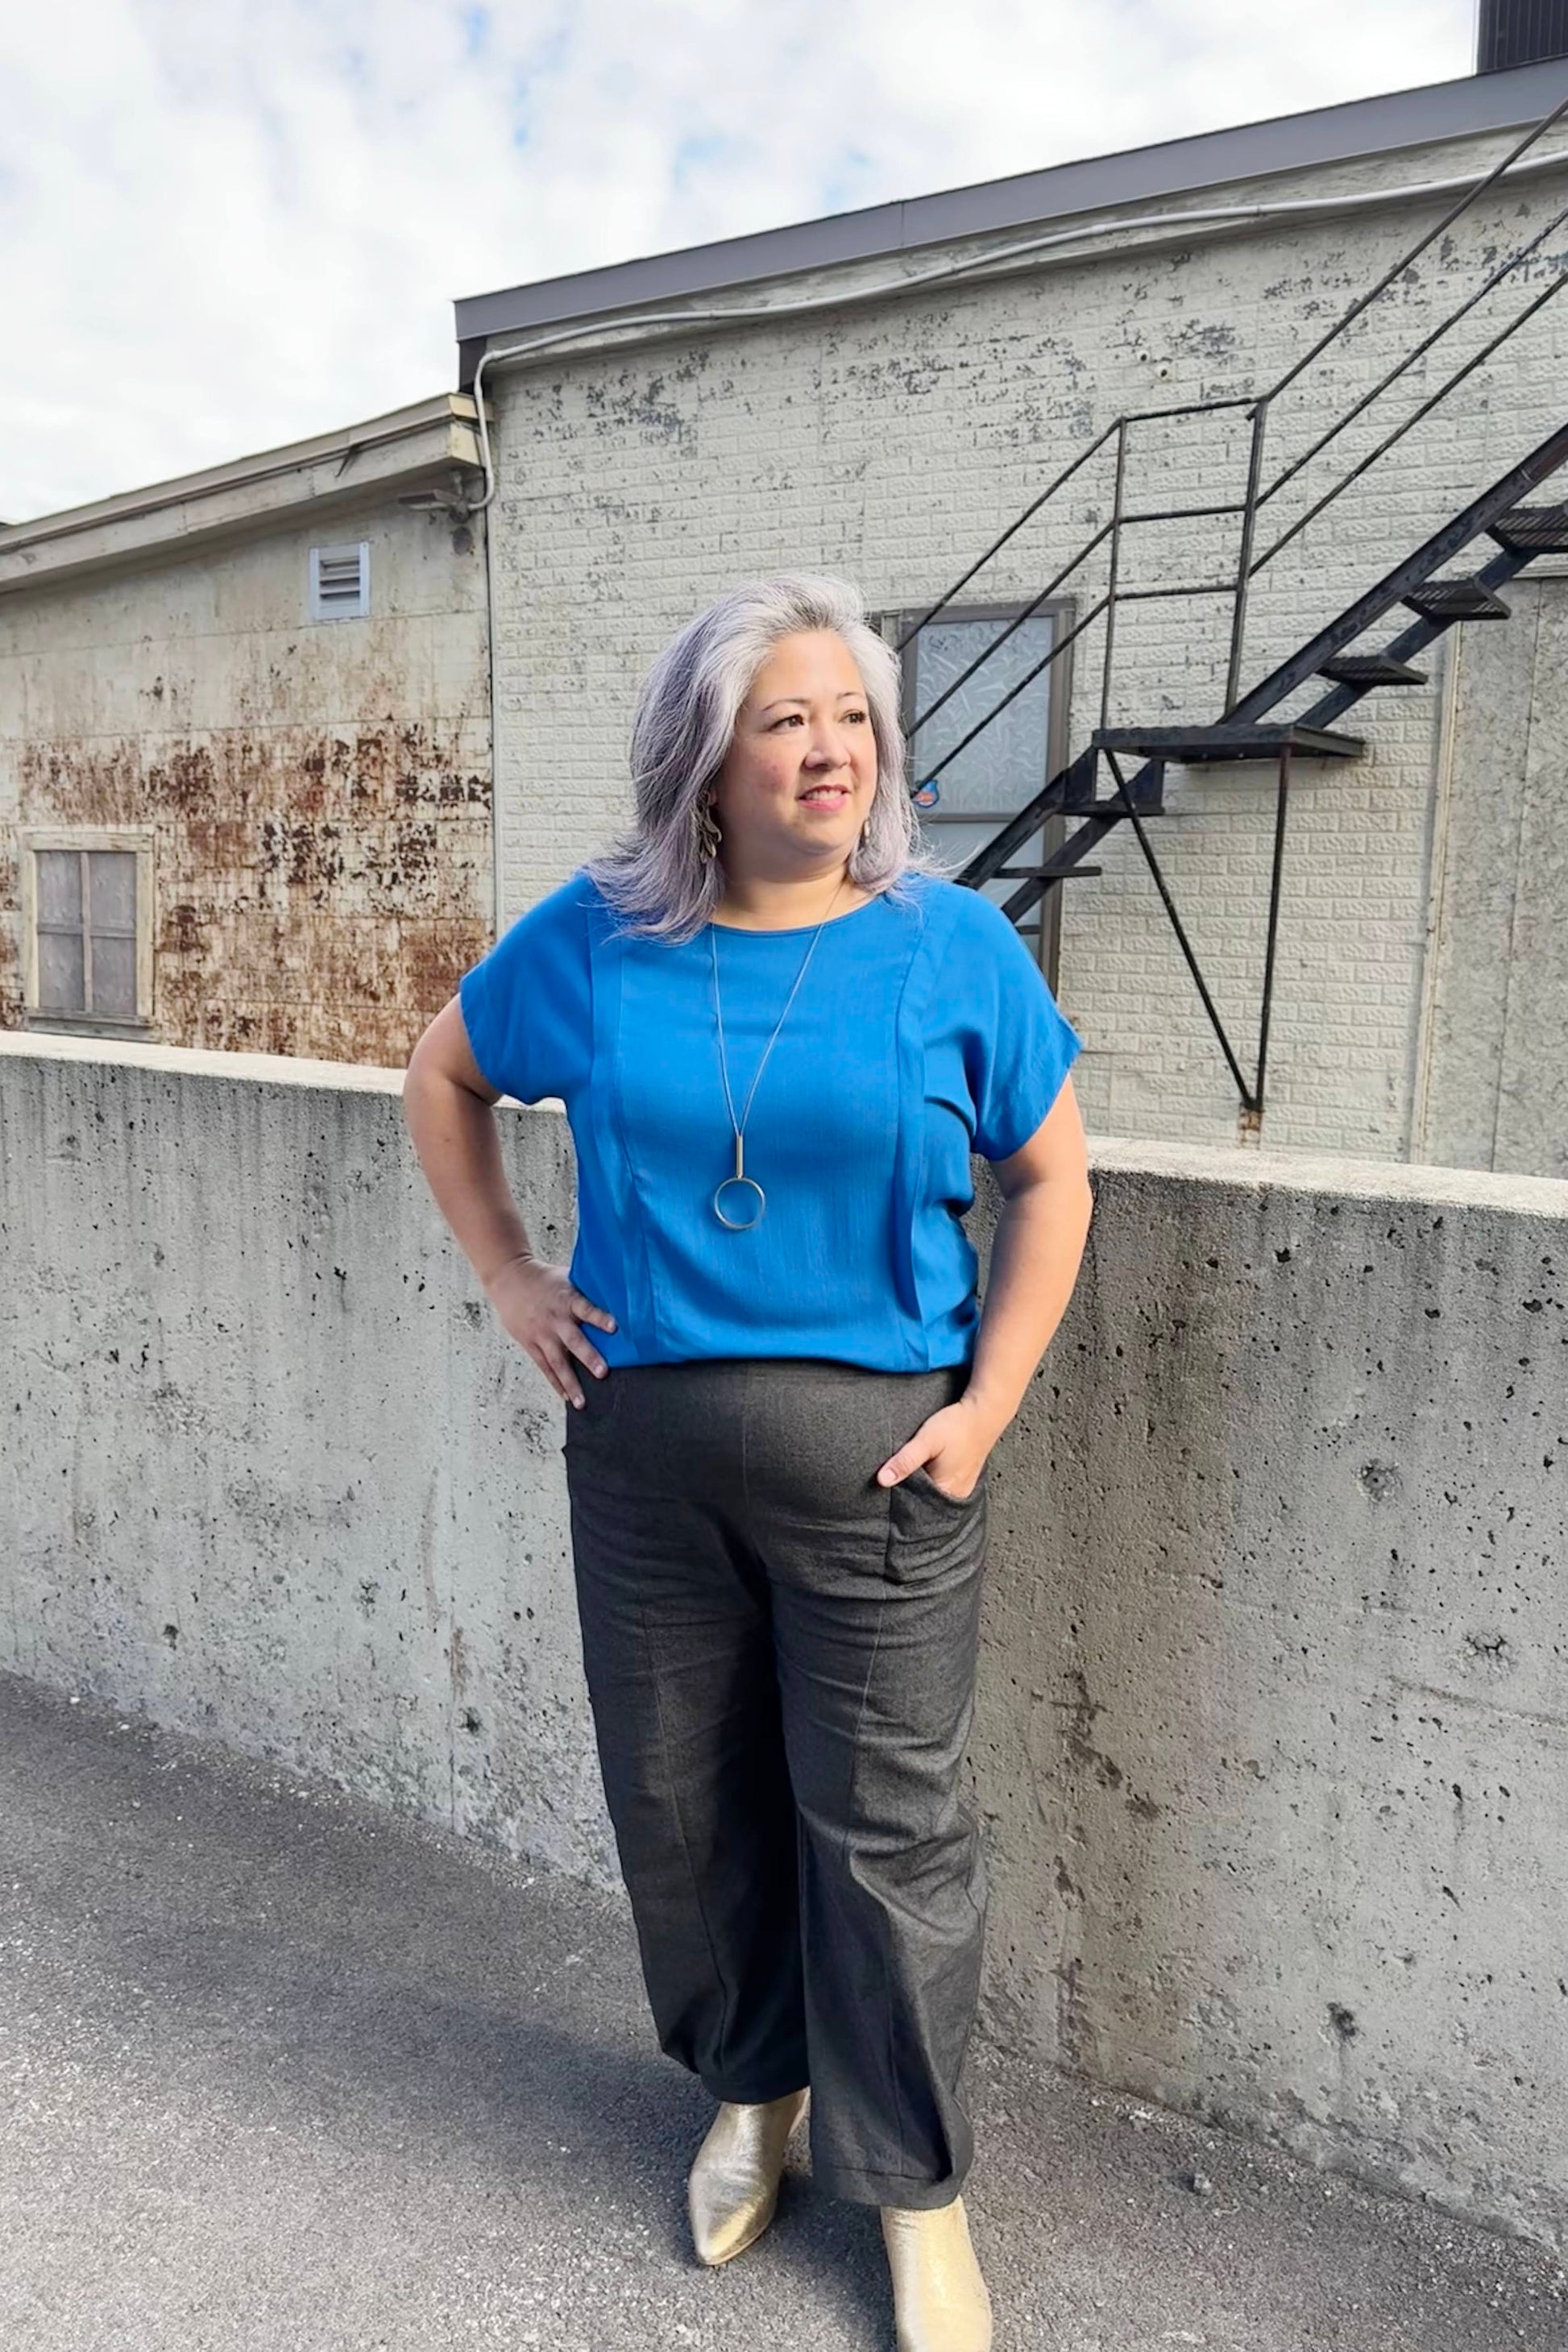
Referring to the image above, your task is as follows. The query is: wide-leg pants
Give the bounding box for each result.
[562,1354,991,2209]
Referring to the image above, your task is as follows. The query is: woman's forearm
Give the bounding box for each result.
[962,1175,1094,1437]
[402,1057,535,1292]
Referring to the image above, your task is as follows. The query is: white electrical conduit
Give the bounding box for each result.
[466,143,1568,512]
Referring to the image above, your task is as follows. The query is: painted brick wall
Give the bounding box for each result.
[0,499,492,1064]
[484,126,1568,1160]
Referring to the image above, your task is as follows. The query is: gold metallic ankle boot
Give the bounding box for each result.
[687,2087,810,2266]
[879,2194,993,2352]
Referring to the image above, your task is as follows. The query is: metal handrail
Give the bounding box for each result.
[904,523,1113,738]
[904,402,1250,782]
[1253,193,1568,514]
[1247,267,1568,579]
[896,85,1568,774]
[1256,90,1568,409]
[914,599,1109,790]
[892,421,1119,654]
[893,393,1255,656]
[906,496,1248,744]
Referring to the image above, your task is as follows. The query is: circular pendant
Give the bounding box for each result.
[713,1174,765,1230]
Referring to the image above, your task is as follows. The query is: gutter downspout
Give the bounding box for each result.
[482,479,502,943]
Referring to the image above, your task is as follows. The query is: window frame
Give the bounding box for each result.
[19,827,156,1033]
[873,596,1076,985]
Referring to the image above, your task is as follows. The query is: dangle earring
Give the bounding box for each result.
[696,791,722,861]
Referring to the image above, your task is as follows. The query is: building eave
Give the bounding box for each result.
[455,57,1568,351]
[0,394,486,600]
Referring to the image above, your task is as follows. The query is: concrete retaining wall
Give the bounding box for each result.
[3,1031,1566,2253]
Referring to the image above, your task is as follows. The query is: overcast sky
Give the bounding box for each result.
[2,0,1479,523]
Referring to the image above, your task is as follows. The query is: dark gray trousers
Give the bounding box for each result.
[562,1354,990,2209]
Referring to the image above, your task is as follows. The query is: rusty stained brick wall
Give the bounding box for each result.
[6,720,491,1063]
[1,491,495,1064]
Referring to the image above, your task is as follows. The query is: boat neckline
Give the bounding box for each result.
[706,889,890,938]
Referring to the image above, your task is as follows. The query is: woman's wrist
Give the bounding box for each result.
[479,1245,536,1296]
[957,1383,1015,1443]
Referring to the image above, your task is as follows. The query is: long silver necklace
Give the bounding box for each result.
[709,875,849,1230]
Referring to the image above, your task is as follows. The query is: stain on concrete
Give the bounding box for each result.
[1060,1666,1125,1791]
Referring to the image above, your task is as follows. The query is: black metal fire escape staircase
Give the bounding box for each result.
[898,89,1568,1131]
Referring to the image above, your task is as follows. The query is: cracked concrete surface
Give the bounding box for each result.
[2,1673,1566,2351]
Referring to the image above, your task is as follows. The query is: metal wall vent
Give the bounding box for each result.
[309,541,371,620]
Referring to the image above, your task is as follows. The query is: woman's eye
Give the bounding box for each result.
[767,707,866,728]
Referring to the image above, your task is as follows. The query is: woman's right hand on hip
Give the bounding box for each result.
[482,1255,617,1408]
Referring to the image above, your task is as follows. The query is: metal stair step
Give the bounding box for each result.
[1401,578,1511,620]
[1487,504,1568,556]
[1061,799,1164,817]
[1317,653,1429,687]
[1093,722,1364,762]
[987,862,1105,881]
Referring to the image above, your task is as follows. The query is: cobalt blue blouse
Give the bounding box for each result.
[457,867,1082,1372]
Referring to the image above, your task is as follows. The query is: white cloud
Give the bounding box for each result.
[0,0,1479,520]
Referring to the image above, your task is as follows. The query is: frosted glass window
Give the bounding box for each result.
[896,607,1062,931]
[906,612,1056,818]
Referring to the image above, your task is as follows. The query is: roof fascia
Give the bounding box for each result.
[455,59,1568,346]
[0,396,483,599]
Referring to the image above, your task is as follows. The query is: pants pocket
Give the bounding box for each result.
[904,1461,986,1508]
[884,1460,988,1584]
[562,1363,624,1452]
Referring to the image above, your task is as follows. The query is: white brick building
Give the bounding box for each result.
[457,52,1568,1177]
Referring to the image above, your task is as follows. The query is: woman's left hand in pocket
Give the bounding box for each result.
[875,1396,999,1502]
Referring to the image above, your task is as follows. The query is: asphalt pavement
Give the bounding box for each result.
[2,1670,1565,2351]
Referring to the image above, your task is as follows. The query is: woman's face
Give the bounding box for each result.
[712,629,878,869]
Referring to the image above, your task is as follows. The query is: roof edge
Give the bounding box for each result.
[0,393,481,559]
[455,58,1568,346]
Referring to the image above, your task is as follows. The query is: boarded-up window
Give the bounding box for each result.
[29,843,147,1020]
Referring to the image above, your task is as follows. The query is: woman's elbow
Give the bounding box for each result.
[402,1020,438,1116]
[404,994,500,1118]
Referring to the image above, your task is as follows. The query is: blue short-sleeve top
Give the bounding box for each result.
[457,867,1082,1372]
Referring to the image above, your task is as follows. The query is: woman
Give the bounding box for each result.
[403,575,1093,2352]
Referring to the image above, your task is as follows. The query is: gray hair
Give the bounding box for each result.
[582,574,948,942]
